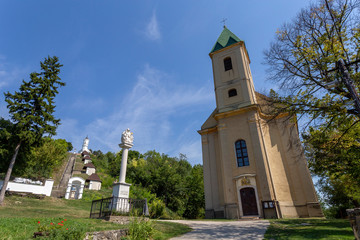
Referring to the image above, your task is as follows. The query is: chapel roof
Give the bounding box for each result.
[82,151,90,156]
[86,173,102,182]
[83,162,96,169]
[210,26,243,53]
[82,155,91,160]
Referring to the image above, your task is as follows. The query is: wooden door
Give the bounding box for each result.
[240,187,258,216]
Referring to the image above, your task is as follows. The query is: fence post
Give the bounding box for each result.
[99,197,103,218]
[90,200,94,218]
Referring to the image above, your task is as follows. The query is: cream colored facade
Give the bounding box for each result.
[199,27,323,219]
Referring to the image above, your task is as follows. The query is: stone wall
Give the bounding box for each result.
[0,179,54,196]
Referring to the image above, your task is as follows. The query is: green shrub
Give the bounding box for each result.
[149,198,165,219]
[128,217,154,240]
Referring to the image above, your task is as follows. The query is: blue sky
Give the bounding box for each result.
[0,0,312,165]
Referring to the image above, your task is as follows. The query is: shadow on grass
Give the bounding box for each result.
[265,218,354,240]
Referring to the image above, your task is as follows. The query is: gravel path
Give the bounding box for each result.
[166,220,270,240]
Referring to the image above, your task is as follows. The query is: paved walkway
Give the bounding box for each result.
[167,220,270,240]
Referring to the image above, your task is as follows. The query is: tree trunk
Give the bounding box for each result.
[0,141,21,205]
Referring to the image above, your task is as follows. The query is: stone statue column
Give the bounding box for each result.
[112,128,134,212]
[119,129,134,183]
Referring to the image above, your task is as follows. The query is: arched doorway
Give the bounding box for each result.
[70,181,81,199]
[240,187,258,216]
[65,177,85,200]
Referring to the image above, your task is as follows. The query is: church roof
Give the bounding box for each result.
[210,26,243,53]
[86,173,102,182]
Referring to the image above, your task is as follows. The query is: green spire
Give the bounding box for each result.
[210,26,242,54]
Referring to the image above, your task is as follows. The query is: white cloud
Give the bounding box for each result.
[145,11,161,41]
[0,58,27,91]
[56,64,212,164]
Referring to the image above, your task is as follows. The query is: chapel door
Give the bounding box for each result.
[240,187,258,216]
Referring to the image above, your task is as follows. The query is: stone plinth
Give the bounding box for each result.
[347,208,360,240]
[113,182,131,199]
[112,182,131,212]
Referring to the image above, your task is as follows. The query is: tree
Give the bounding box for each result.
[264,0,360,126]
[22,138,69,179]
[0,56,65,205]
[183,164,205,219]
[303,115,360,204]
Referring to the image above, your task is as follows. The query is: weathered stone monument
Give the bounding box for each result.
[112,128,133,212]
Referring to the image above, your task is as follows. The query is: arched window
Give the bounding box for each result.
[235,140,249,167]
[224,57,233,71]
[228,88,237,97]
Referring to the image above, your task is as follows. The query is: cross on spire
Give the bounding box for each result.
[221,18,228,28]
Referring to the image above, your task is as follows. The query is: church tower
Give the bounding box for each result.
[199,27,323,219]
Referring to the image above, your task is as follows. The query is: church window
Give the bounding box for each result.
[235,140,249,167]
[224,57,233,71]
[228,88,237,97]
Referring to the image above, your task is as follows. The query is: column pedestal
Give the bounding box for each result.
[112,182,131,212]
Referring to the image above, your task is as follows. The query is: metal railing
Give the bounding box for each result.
[90,196,148,219]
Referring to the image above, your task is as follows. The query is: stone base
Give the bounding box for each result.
[85,229,128,240]
[347,208,360,240]
[112,182,131,199]
[112,182,131,213]
[105,216,130,225]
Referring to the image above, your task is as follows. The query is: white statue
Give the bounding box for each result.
[121,128,134,145]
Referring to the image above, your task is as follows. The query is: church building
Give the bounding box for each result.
[198,27,323,219]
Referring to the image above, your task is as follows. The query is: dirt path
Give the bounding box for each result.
[166,220,270,240]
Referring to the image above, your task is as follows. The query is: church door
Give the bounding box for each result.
[240,187,258,216]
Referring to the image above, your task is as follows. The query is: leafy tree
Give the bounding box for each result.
[304,115,360,204]
[264,0,360,127]
[183,164,205,219]
[20,138,69,179]
[316,176,358,218]
[0,56,65,205]
[66,141,73,152]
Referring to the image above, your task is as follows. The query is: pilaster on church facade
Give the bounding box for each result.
[199,27,323,219]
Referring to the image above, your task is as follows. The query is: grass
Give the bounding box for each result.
[0,195,190,239]
[264,218,354,240]
[0,217,127,240]
[153,221,191,240]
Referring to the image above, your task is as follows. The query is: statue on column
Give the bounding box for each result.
[121,128,134,146]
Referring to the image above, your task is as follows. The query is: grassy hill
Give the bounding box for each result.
[0,193,190,240]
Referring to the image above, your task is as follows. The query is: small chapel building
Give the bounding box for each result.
[198,27,323,219]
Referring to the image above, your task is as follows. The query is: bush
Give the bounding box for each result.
[128,217,154,240]
[149,198,165,219]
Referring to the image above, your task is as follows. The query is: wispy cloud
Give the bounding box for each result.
[0,55,30,119]
[0,56,27,91]
[145,11,161,41]
[57,64,212,164]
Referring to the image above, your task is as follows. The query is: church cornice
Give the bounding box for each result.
[198,105,291,135]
